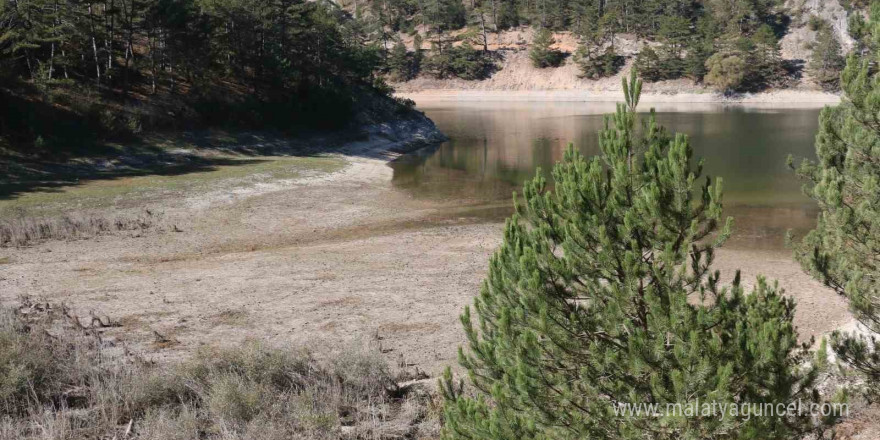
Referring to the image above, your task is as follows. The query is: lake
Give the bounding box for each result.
[391,101,828,251]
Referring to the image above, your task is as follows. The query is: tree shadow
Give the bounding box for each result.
[1,116,444,201]
[769,12,793,41]
[0,155,274,201]
[783,59,806,82]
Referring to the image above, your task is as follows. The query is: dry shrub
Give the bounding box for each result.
[0,300,440,440]
[0,211,158,247]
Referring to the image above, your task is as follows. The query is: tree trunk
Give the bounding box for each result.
[480,11,489,51]
[89,3,101,85]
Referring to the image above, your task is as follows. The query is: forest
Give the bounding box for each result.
[372,0,855,92]
[0,0,410,153]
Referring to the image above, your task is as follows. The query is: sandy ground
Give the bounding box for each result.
[0,136,853,375]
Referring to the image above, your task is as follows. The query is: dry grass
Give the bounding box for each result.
[0,210,158,247]
[0,299,441,439]
[208,310,250,327]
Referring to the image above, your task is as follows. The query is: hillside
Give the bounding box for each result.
[377,0,861,98]
[0,0,435,159]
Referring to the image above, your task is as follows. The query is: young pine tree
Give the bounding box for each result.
[635,46,664,81]
[791,1,880,400]
[388,39,412,81]
[808,25,845,91]
[574,43,621,79]
[529,27,563,68]
[749,24,784,87]
[442,71,821,440]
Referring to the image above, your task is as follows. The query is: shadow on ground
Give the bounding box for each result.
[0,127,402,201]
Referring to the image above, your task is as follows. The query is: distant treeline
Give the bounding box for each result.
[0,0,409,153]
[369,0,855,92]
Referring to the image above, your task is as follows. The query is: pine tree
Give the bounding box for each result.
[529,27,562,68]
[808,25,845,91]
[574,40,620,79]
[0,0,65,81]
[791,1,880,400]
[441,71,821,440]
[652,16,690,79]
[634,45,664,81]
[749,24,783,87]
[388,38,412,80]
[684,40,712,82]
[496,0,519,30]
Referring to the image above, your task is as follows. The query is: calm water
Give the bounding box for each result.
[391,101,827,251]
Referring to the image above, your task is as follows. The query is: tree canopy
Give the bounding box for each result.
[442,71,822,440]
[0,0,396,150]
[792,0,880,401]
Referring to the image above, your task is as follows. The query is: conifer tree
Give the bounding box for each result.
[442,71,821,440]
[574,42,620,79]
[529,27,562,68]
[791,1,880,399]
[388,38,412,80]
[749,24,784,87]
[807,25,845,91]
[635,45,664,81]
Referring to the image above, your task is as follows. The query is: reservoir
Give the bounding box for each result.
[392,101,826,251]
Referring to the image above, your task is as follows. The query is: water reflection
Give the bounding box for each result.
[391,101,825,251]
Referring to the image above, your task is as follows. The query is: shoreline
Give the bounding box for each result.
[396,89,842,106]
[0,111,446,205]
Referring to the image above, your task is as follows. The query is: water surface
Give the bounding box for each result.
[391,101,826,251]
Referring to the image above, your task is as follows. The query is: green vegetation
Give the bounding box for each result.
[634,46,664,81]
[368,0,814,92]
[808,24,846,91]
[529,28,564,68]
[0,0,408,154]
[791,1,880,401]
[0,300,437,439]
[389,39,419,81]
[423,42,497,79]
[574,43,622,78]
[704,51,748,93]
[441,72,825,439]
